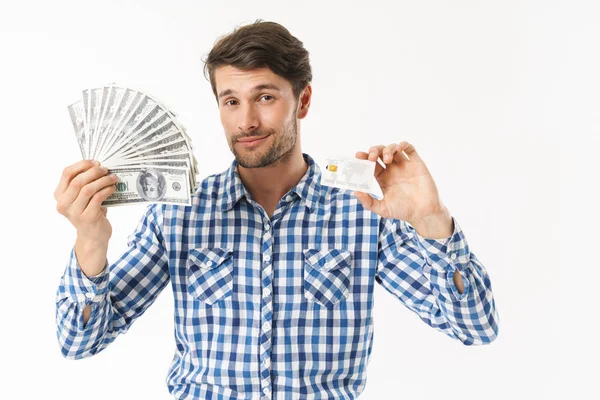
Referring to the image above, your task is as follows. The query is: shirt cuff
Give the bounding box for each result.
[412,216,471,300]
[63,247,109,304]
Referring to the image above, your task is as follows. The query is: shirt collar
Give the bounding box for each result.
[218,153,324,213]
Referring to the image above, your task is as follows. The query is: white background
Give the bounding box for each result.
[0,0,593,399]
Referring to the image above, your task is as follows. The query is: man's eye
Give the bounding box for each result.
[260,95,274,102]
[224,100,238,106]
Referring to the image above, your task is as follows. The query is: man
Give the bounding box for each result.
[55,20,498,399]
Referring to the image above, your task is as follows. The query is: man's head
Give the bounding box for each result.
[203,20,313,168]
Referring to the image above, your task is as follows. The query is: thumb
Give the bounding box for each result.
[354,191,380,214]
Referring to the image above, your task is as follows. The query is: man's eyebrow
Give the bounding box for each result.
[218,84,282,99]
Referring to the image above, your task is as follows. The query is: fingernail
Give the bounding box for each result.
[92,160,100,166]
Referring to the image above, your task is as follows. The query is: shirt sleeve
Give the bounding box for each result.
[55,204,170,359]
[375,216,499,345]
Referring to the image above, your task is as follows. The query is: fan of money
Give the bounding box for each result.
[67,85,198,206]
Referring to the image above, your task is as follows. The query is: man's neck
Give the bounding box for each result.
[237,148,308,217]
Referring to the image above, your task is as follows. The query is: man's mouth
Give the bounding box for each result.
[237,135,270,147]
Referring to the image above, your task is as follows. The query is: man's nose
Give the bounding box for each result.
[238,104,259,133]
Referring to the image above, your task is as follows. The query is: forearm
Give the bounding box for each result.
[377,213,498,345]
[55,249,115,359]
[412,218,499,345]
[410,208,465,294]
[74,236,109,325]
[423,257,498,345]
[74,236,109,277]
[56,292,118,359]
[410,206,453,240]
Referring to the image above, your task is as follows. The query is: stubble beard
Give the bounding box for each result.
[230,109,298,169]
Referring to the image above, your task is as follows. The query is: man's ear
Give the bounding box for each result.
[297,84,312,119]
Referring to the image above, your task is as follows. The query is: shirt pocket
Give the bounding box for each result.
[186,247,234,305]
[302,248,353,307]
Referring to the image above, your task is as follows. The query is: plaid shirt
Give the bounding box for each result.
[56,153,499,399]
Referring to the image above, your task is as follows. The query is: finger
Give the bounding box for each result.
[353,190,384,215]
[394,141,419,162]
[60,165,111,207]
[71,174,119,215]
[367,145,385,162]
[54,160,99,200]
[382,143,399,164]
[355,151,369,160]
[82,184,117,216]
[355,151,384,176]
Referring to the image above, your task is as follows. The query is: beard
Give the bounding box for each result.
[229,109,298,169]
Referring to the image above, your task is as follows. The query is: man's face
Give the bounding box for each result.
[214,66,301,168]
[143,177,159,199]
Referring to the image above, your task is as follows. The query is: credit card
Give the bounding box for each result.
[320,156,378,195]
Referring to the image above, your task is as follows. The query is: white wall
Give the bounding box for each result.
[0,0,591,399]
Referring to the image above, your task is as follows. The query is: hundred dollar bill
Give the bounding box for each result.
[86,88,103,159]
[93,86,119,160]
[67,101,87,159]
[119,138,191,162]
[102,104,170,161]
[105,110,171,157]
[96,88,138,161]
[107,159,195,194]
[107,119,181,162]
[107,151,191,164]
[110,159,189,169]
[97,90,145,160]
[103,166,191,206]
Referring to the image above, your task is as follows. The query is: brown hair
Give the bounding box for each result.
[203,20,312,101]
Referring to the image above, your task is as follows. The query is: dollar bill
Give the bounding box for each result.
[103,110,175,162]
[67,101,87,159]
[103,151,192,167]
[120,138,192,162]
[93,86,118,160]
[81,89,91,157]
[108,159,195,193]
[96,87,138,160]
[86,88,103,159]
[103,166,191,206]
[97,90,144,160]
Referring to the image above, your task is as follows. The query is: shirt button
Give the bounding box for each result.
[264,254,271,262]
[264,287,271,296]
[450,253,457,260]
[263,321,271,331]
[206,260,214,267]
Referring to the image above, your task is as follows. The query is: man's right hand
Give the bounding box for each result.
[55,160,118,277]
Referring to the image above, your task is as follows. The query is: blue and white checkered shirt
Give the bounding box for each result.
[56,153,499,399]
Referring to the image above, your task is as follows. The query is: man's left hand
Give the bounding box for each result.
[354,141,451,232]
